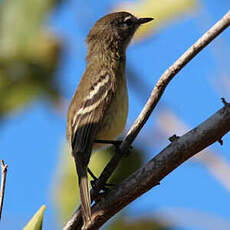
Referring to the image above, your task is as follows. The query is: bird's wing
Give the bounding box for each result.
[70,72,115,161]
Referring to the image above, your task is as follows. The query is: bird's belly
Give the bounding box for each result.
[94,82,128,149]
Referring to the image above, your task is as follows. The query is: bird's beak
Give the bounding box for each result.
[137,17,154,25]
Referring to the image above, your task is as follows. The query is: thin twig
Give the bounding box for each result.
[0,160,8,221]
[63,10,230,230]
[120,10,230,152]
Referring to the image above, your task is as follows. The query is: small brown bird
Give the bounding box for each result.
[67,11,153,228]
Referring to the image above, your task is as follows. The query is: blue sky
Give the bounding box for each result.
[1,1,230,229]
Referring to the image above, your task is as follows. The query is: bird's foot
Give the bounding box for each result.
[88,168,115,191]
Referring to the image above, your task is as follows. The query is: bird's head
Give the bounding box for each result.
[86,12,153,49]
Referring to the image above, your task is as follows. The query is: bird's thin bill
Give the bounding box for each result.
[137,17,154,24]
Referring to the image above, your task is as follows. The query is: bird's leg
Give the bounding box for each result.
[94,139,122,150]
[88,168,114,190]
[94,139,132,156]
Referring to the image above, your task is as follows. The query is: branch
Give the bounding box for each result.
[85,103,230,229]
[121,10,230,151]
[63,10,230,230]
[0,160,8,221]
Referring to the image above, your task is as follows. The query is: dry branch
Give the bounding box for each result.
[0,160,8,221]
[85,103,230,230]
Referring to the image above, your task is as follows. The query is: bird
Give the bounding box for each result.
[66,11,153,229]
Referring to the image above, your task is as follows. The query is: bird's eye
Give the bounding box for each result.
[123,17,133,25]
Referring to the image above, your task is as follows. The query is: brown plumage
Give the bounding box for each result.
[66,11,153,229]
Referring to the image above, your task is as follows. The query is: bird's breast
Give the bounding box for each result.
[94,75,128,149]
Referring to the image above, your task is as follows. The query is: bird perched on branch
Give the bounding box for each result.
[67,11,153,229]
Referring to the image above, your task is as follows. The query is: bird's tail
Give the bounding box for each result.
[74,157,91,226]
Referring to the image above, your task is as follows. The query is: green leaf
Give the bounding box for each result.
[0,0,62,117]
[107,216,171,230]
[23,205,46,230]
